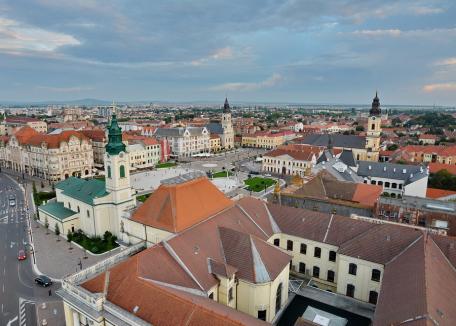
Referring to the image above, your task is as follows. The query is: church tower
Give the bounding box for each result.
[366,92,382,162]
[221,97,234,149]
[104,113,132,202]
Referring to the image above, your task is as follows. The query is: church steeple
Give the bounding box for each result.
[370,91,381,116]
[105,113,126,155]
[223,97,231,113]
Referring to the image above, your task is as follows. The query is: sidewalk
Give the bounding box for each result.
[30,219,121,279]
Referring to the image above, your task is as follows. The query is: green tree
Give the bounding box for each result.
[44,217,49,234]
[356,126,365,132]
[55,223,60,236]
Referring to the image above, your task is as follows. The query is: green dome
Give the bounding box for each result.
[105,114,126,155]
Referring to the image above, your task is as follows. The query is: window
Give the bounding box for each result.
[257,310,267,321]
[286,240,293,251]
[371,124,375,130]
[348,263,357,275]
[209,292,214,300]
[385,182,390,188]
[77,206,80,213]
[371,269,381,282]
[314,247,321,258]
[273,239,280,247]
[346,284,355,297]
[300,243,307,254]
[275,283,282,314]
[371,180,376,185]
[107,166,111,178]
[369,291,378,304]
[228,288,233,302]
[87,210,90,218]
[299,262,306,274]
[313,266,320,278]
[120,165,126,178]
[327,270,335,283]
[378,181,383,186]
[329,251,336,262]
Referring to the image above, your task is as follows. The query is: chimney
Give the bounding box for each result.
[402,168,406,174]
[368,165,372,170]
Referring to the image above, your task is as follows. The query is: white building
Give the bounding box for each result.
[154,126,210,158]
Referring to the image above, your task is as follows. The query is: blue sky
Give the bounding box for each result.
[0,0,455,105]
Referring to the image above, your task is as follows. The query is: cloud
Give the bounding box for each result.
[435,57,456,66]
[36,85,93,92]
[0,17,80,53]
[191,47,235,66]
[423,83,456,92]
[351,29,402,37]
[210,73,283,92]
[410,6,444,15]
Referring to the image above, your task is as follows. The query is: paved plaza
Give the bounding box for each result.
[30,218,121,280]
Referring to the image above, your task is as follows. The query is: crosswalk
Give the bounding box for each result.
[19,297,34,326]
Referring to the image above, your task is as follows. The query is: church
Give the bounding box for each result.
[206,97,235,150]
[37,114,136,238]
[300,92,383,162]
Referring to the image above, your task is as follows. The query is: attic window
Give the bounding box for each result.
[133,306,140,314]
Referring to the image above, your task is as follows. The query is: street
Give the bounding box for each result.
[0,173,59,326]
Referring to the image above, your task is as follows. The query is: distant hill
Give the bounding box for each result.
[0,98,112,106]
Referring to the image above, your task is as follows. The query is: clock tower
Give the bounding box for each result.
[366,92,382,162]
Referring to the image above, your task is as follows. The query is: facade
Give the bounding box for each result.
[393,145,456,165]
[0,127,94,181]
[356,161,428,198]
[38,114,136,237]
[262,144,322,176]
[206,98,235,150]
[4,116,48,134]
[81,129,107,167]
[210,134,222,152]
[154,126,210,158]
[419,134,438,145]
[242,130,295,149]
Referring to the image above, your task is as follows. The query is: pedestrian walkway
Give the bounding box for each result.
[30,219,121,279]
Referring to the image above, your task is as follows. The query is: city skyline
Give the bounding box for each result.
[1,0,456,105]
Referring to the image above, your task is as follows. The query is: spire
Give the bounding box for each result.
[370,91,381,116]
[105,113,126,155]
[223,97,231,113]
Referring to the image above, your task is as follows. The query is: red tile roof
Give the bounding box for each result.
[428,162,456,175]
[264,145,322,161]
[426,187,456,199]
[12,127,88,148]
[131,176,234,233]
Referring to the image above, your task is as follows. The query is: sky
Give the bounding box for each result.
[0,0,455,105]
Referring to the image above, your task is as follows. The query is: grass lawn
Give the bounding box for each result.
[212,171,233,178]
[244,177,275,192]
[137,193,151,202]
[70,231,118,254]
[33,191,56,206]
[156,162,177,169]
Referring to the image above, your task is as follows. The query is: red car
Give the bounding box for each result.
[17,250,26,261]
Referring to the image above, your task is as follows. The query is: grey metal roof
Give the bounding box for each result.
[379,195,456,214]
[357,161,427,184]
[155,127,207,137]
[339,149,357,167]
[300,134,366,149]
[206,122,224,135]
[161,171,206,185]
[313,153,362,183]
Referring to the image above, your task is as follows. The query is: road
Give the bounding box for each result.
[0,173,59,326]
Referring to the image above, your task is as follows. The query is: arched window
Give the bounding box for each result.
[275,283,282,314]
[369,291,378,304]
[348,263,357,275]
[120,165,126,178]
[313,266,320,278]
[346,284,355,297]
[371,269,381,282]
[107,166,111,178]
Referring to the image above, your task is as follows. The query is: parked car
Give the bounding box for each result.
[17,249,26,261]
[35,275,52,287]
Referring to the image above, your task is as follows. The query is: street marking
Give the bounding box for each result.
[6,315,18,326]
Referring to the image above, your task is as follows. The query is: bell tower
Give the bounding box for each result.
[366,92,382,161]
[104,113,132,202]
[221,97,234,149]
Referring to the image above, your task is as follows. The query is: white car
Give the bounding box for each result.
[264,174,271,177]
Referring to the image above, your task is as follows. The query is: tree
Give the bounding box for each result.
[67,230,73,242]
[55,223,60,236]
[355,126,364,132]
[44,217,49,234]
[387,144,398,151]
[32,181,37,195]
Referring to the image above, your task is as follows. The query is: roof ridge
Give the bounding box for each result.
[236,203,269,238]
[322,214,334,243]
[162,240,205,292]
[386,233,424,265]
[263,202,281,234]
[250,237,271,283]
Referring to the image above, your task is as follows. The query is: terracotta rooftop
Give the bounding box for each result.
[131,175,234,233]
[264,145,322,161]
[12,127,89,148]
[426,187,456,199]
[428,162,456,175]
